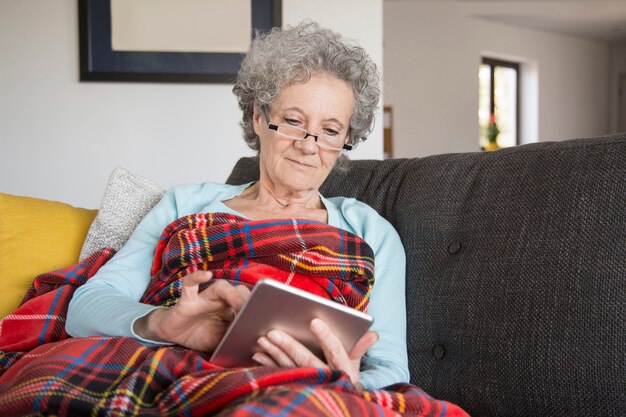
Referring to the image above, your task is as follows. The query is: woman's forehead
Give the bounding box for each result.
[271,74,354,122]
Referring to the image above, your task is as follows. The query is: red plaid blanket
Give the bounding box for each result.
[0,213,469,416]
[145,213,376,311]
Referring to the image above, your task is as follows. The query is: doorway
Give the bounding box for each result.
[619,73,626,132]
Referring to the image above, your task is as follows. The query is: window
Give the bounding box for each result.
[479,57,520,149]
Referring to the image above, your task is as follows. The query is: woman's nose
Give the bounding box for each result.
[296,133,318,154]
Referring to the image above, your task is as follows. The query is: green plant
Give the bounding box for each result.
[485,113,500,143]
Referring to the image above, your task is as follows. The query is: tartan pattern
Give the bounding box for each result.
[0,214,469,416]
[145,213,376,312]
[0,248,115,353]
[0,337,468,416]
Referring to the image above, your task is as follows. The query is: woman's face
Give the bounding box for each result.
[253,73,355,196]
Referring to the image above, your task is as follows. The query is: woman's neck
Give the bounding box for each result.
[244,181,323,211]
[224,181,327,223]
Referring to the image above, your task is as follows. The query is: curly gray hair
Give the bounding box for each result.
[232,21,380,152]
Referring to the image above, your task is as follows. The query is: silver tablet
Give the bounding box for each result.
[210,278,374,368]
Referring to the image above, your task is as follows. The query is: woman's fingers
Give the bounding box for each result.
[310,318,351,368]
[144,273,253,352]
[176,276,373,379]
[183,270,213,286]
[310,318,378,384]
[257,334,297,367]
[251,351,278,367]
[180,270,213,301]
[257,331,326,368]
[254,319,376,387]
[179,273,250,316]
[210,280,251,312]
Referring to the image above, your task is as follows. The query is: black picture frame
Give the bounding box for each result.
[78,0,281,83]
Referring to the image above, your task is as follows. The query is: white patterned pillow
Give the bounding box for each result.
[79,167,165,260]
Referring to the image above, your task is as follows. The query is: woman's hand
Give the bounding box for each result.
[251,317,378,387]
[134,271,250,352]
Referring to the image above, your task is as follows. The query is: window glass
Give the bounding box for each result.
[494,66,517,148]
[478,64,491,148]
[479,58,519,149]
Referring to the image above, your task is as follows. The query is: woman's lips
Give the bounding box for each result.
[287,158,315,168]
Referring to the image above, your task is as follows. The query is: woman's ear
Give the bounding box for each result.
[252,105,264,135]
[252,104,260,125]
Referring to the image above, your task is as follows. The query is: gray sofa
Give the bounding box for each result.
[226,134,626,417]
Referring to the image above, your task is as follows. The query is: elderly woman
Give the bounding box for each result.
[66,22,408,391]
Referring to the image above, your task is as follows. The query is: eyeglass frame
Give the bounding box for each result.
[261,106,353,151]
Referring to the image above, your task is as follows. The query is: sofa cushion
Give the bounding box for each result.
[0,193,97,319]
[389,136,625,417]
[79,167,165,260]
[226,134,626,417]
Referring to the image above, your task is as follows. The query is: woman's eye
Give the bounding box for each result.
[324,129,339,137]
[284,118,301,126]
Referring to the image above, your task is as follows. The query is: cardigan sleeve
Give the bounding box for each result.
[325,196,410,389]
[66,188,180,344]
[66,181,252,343]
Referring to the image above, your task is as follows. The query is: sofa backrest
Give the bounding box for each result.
[226,134,626,417]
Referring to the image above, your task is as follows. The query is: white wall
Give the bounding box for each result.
[0,0,383,208]
[384,0,610,158]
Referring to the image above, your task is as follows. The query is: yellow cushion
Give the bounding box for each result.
[0,193,97,319]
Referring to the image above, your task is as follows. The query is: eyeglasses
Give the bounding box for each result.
[262,107,353,151]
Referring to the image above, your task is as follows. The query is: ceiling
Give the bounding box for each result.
[386,0,626,44]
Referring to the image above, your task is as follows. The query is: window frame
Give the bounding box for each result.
[481,57,521,146]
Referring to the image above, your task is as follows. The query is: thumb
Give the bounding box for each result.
[348,331,378,361]
[181,270,213,299]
